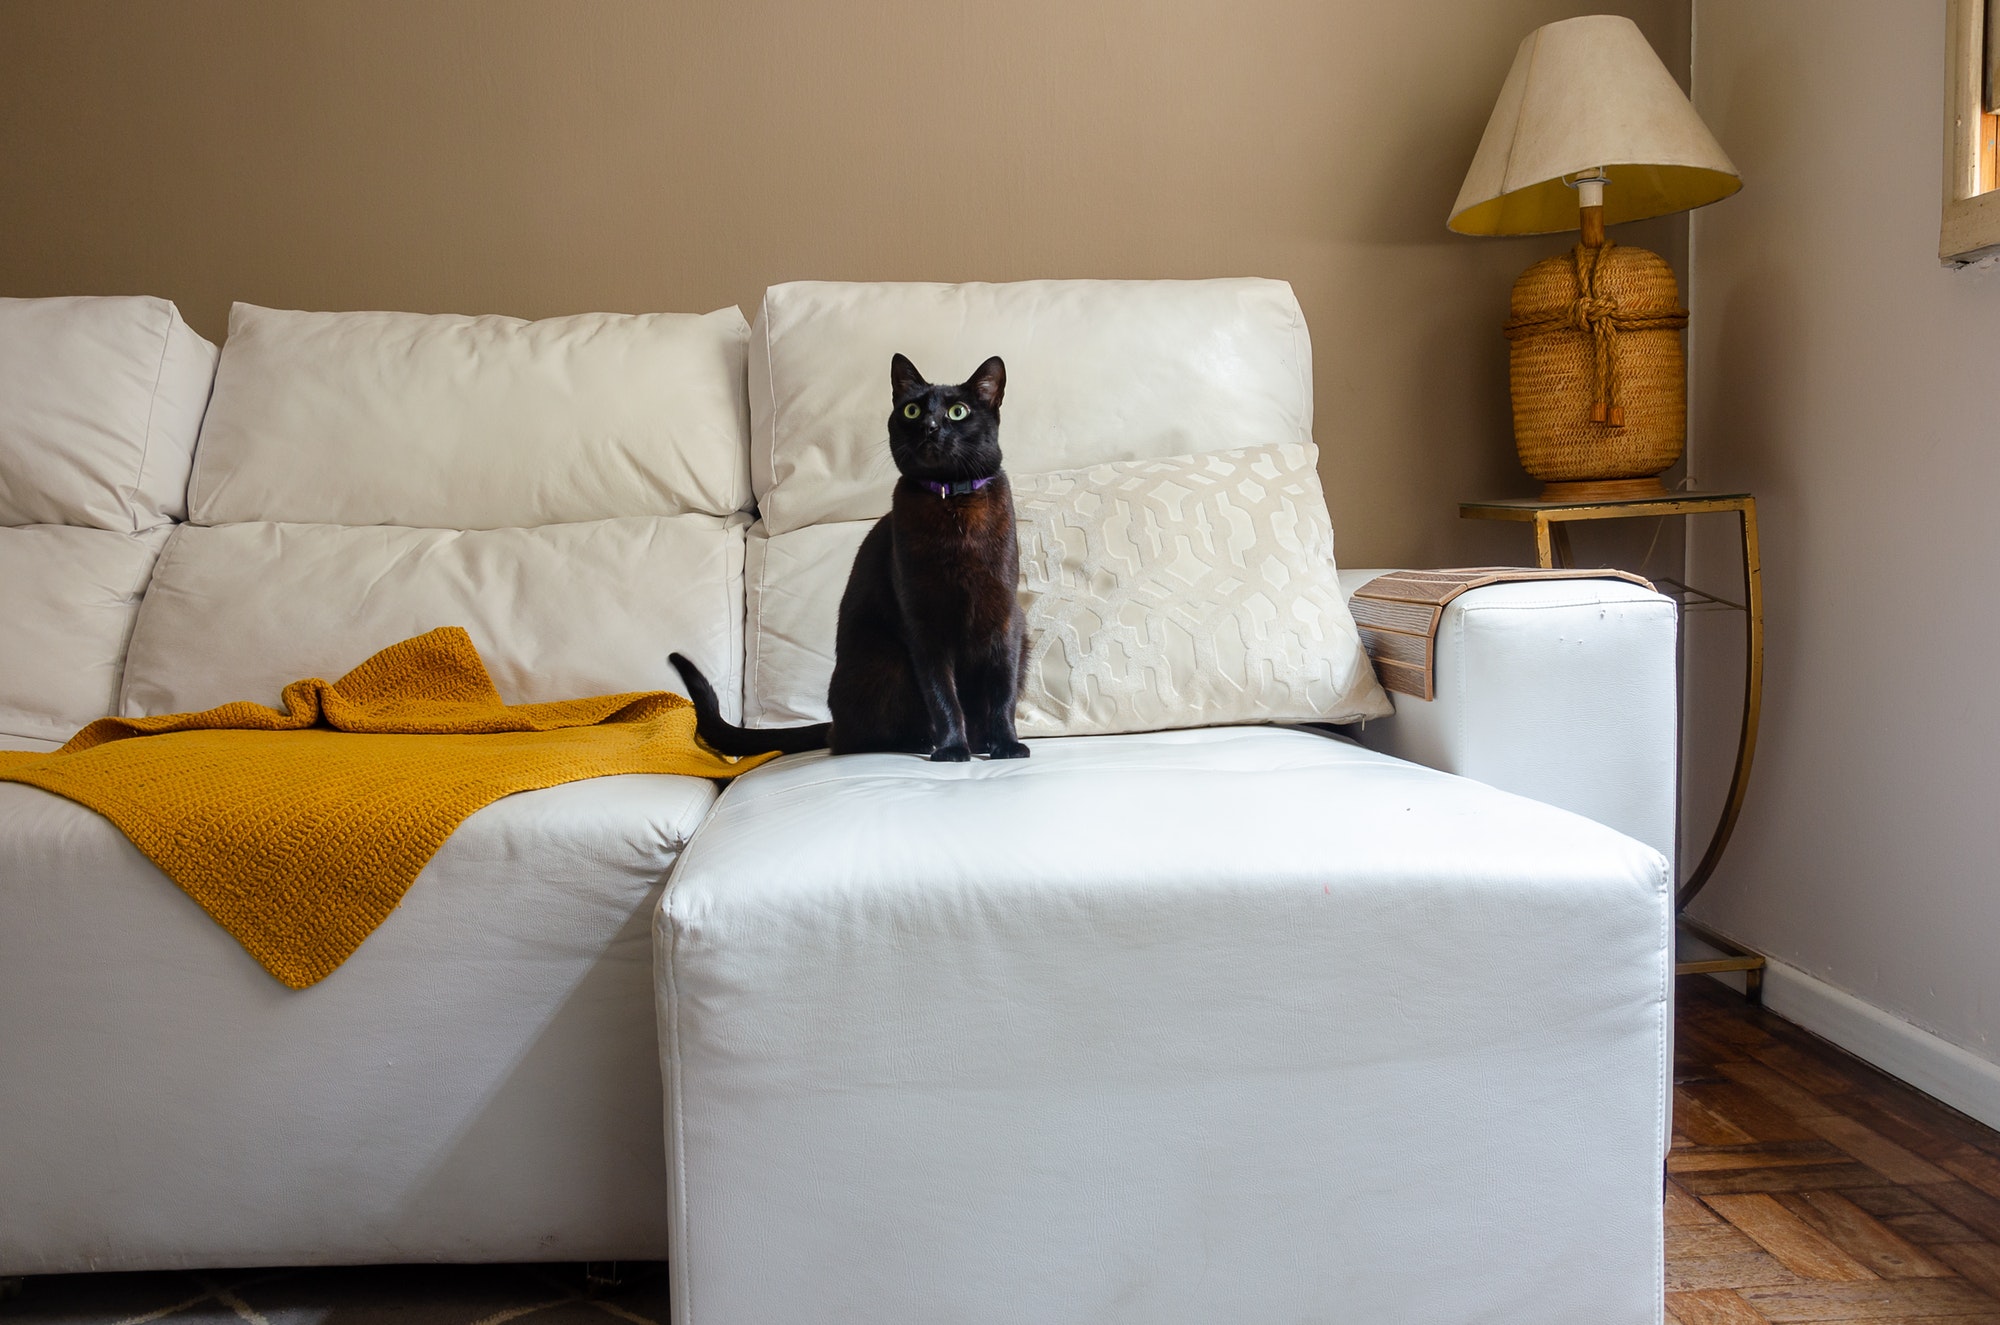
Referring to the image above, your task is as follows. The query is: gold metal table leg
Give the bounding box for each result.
[1532,516,1577,568]
[1678,915,1766,1005]
[1465,494,1768,1002]
[1549,522,1575,568]
[1677,498,1762,912]
[1674,499,1765,1002]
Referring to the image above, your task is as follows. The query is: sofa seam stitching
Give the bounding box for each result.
[1287,287,1311,444]
[1654,848,1671,1324]
[726,521,742,725]
[759,296,780,531]
[660,807,712,1325]
[117,524,186,717]
[130,301,175,535]
[1453,604,1467,760]
[667,789,711,852]
[747,531,767,725]
[1455,597,1672,614]
[105,526,168,726]
[657,792,737,1325]
[666,892,691,1325]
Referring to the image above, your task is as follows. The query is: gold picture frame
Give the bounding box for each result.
[1942,0,2000,262]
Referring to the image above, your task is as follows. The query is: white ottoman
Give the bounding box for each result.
[656,725,1671,1324]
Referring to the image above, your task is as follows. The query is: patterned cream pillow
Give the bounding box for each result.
[1012,442,1390,736]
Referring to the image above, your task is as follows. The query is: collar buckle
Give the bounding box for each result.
[918,476,996,499]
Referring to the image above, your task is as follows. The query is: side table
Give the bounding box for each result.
[1460,492,1767,999]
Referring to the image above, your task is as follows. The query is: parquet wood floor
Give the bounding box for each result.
[1669,978,2000,1323]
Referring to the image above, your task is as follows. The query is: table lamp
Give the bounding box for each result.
[1450,14,1740,501]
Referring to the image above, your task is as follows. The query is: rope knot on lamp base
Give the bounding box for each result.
[1502,237,1690,500]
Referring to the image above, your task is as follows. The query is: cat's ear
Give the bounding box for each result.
[965,356,1005,409]
[890,353,927,399]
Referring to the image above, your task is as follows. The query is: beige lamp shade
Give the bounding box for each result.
[1448,15,1740,235]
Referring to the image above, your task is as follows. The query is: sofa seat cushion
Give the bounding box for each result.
[121,515,747,721]
[658,726,1671,1324]
[0,770,717,1272]
[0,525,171,744]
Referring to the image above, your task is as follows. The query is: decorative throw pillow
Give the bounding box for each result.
[1012,442,1390,737]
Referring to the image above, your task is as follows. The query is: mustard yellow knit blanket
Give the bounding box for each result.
[0,627,774,989]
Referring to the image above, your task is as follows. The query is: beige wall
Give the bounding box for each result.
[0,0,1686,570]
[1689,2,2000,1072]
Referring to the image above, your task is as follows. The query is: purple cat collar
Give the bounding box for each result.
[917,476,996,498]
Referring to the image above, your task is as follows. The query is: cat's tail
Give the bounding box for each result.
[670,653,831,757]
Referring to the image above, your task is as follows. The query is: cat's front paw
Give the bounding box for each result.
[930,743,973,763]
[987,740,1031,760]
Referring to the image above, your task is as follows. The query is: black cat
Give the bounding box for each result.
[673,353,1029,762]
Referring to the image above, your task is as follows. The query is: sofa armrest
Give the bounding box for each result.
[1341,569,1679,864]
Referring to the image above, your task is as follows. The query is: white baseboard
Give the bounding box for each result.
[1681,931,2000,1133]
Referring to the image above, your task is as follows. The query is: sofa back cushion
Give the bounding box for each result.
[743,519,869,726]
[749,279,1313,535]
[123,303,756,723]
[0,296,216,745]
[121,517,746,719]
[0,525,174,745]
[741,278,1379,734]
[190,304,752,529]
[0,295,217,531]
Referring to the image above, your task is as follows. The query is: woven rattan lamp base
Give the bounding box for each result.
[1505,235,1689,493]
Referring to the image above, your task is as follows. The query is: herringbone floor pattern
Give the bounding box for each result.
[1669,979,2000,1323]
[6,981,1998,1322]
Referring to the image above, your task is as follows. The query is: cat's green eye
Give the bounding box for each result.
[946,403,970,421]
[903,403,921,419]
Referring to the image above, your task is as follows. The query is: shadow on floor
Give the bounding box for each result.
[0,1260,667,1324]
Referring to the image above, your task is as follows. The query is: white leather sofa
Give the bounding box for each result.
[0,285,1675,1323]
